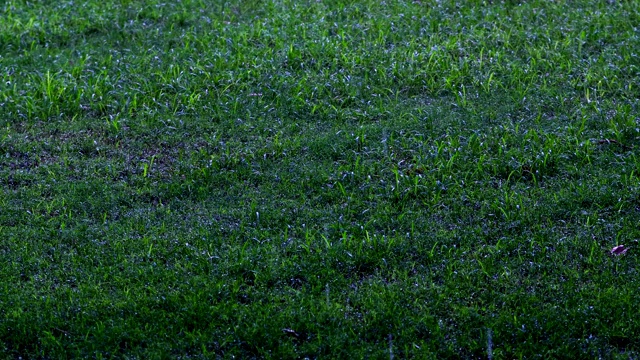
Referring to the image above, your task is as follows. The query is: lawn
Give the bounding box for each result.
[2,0,640,358]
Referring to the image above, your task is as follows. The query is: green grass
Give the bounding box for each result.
[2,0,640,358]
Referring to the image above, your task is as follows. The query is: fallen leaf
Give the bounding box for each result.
[282,328,300,338]
[611,245,628,256]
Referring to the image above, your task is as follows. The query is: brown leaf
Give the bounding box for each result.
[611,245,628,256]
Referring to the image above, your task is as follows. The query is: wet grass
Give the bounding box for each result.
[2,0,640,358]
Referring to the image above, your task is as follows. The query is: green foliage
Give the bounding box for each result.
[2,0,640,358]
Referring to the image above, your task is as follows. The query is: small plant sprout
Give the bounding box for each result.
[143,155,156,178]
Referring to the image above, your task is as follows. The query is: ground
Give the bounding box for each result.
[1,0,640,358]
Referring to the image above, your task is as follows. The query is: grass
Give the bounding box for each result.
[2,0,640,358]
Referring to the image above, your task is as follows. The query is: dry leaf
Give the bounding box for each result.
[282,328,300,338]
[611,245,628,256]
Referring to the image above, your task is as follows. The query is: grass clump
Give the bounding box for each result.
[2,0,640,358]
